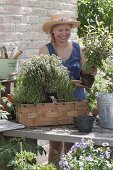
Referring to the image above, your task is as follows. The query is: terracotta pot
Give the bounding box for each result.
[6,94,14,103]
[1,94,15,120]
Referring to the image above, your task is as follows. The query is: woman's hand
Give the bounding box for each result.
[71,80,87,88]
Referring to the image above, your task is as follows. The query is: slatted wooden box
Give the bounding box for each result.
[16,101,88,127]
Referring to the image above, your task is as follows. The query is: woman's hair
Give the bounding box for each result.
[50,31,55,44]
[50,24,58,44]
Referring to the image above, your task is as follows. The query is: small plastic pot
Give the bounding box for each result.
[80,72,95,88]
[74,115,95,133]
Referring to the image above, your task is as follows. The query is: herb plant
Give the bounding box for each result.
[81,25,113,74]
[14,54,74,104]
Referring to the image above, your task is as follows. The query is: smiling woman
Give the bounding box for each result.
[39,11,91,169]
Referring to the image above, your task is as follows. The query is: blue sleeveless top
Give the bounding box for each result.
[46,42,87,100]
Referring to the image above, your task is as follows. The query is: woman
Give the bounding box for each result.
[39,11,94,169]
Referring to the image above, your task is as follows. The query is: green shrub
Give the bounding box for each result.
[0,137,45,170]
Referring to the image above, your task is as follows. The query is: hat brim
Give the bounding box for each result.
[42,20,80,34]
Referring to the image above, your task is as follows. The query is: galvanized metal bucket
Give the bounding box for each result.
[97,93,113,129]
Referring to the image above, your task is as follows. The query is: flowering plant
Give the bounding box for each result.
[59,138,113,170]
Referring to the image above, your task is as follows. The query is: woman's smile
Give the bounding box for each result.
[52,24,72,43]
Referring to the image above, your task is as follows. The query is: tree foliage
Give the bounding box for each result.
[77,0,113,37]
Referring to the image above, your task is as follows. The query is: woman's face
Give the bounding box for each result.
[52,24,72,43]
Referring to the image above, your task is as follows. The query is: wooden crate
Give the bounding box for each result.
[16,101,88,127]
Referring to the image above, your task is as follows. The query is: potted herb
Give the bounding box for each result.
[81,25,113,88]
[60,138,113,170]
[14,54,88,126]
[14,54,74,104]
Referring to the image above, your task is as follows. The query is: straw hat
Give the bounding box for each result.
[42,11,80,34]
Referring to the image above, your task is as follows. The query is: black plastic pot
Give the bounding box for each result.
[74,115,95,133]
[80,72,95,88]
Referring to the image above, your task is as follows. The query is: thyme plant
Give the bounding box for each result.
[14,54,74,104]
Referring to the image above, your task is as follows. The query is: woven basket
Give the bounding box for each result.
[16,101,88,127]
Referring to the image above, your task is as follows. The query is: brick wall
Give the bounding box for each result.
[0,0,78,59]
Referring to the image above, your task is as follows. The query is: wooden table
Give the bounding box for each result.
[3,124,113,147]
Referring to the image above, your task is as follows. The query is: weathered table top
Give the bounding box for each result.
[3,124,113,146]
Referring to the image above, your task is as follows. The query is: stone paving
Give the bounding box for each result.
[38,140,49,165]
